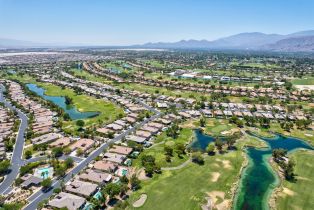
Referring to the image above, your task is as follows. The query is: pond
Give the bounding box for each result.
[234,133,313,210]
[26,83,100,120]
[189,129,215,151]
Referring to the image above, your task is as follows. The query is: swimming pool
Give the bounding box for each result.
[34,167,54,179]
[93,190,102,200]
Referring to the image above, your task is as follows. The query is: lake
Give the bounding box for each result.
[234,133,313,210]
[26,83,99,120]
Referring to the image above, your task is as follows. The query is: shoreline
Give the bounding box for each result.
[230,147,249,210]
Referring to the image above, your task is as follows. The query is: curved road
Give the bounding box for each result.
[0,84,28,195]
[23,112,161,210]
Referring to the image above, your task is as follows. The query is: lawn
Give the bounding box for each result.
[291,77,314,85]
[128,143,245,210]
[117,83,209,100]
[69,68,112,84]
[275,150,314,210]
[5,73,36,83]
[133,128,194,168]
[36,82,124,134]
[247,123,314,146]
[185,118,238,137]
[127,126,268,210]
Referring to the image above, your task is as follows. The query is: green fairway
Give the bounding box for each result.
[69,68,112,84]
[127,133,266,210]
[291,77,314,85]
[128,145,244,210]
[133,128,193,168]
[187,118,238,136]
[247,123,314,146]
[275,150,314,210]
[36,82,124,134]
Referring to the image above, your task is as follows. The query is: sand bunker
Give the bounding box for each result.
[207,191,231,210]
[211,172,221,182]
[133,194,147,208]
[216,159,232,169]
[282,187,295,196]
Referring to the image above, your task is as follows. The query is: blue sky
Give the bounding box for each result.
[0,0,314,45]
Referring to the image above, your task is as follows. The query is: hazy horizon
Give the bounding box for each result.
[1,0,314,45]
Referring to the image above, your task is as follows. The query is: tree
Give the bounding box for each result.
[64,157,74,169]
[164,145,173,156]
[51,147,63,158]
[63,113,70,121]
[63,147,71,155]
[55,165,66,177]
[64,96,73,105]
[76,148,84,156]
[25,150,32,159]
[105,183,121,199]
[76,120,85,127]
[175,143,185,157]
[226,138,236,150]
[206,143,215,155]
[166,122,180,139]
[191,152,204,165]
[272,148,287,160]
[141,155,157,176]
[0,160,10,174]
[120,175,129,184]
[215,138,224,152]
[284,159,295,181]
[130,174,141,191]
[41,178,52,189]
[199,116,206,127]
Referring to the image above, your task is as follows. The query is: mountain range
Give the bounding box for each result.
[1,30,314,52]
[137,30,314,52]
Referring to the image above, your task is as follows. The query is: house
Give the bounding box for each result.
[109,145,133,155]
[135,130,152,139]
[103,152,126,164]
[49,192,86,210]
[20,174,43,189]
[65,180,98,197]
[69,138,94,152]
[79,169,112,184]
[93,160,118,173]
[31,133,61,145]
[49,137,71,148]
[125,135,146,144]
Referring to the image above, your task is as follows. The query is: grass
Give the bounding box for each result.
[184,118,238,137]
[35,82,124,134]
[275,150,314,210]
[5,73,36,83]
[133,128,193,168]
[69,68,112,84]
[291,77,314,85]
[128,141,247,210]
[247,123,314,146]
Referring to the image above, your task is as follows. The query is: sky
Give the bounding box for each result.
[0,0,314,45]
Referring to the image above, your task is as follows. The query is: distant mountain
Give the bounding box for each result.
[138,30,314,51]
[0,38,43,48]
[0,38,91,49]
[266,36,314,52]
[2,30,314,51]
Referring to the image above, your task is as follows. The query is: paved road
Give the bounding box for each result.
[24,112,161,210]
[161,159,191,171]
[0,84,28,195]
